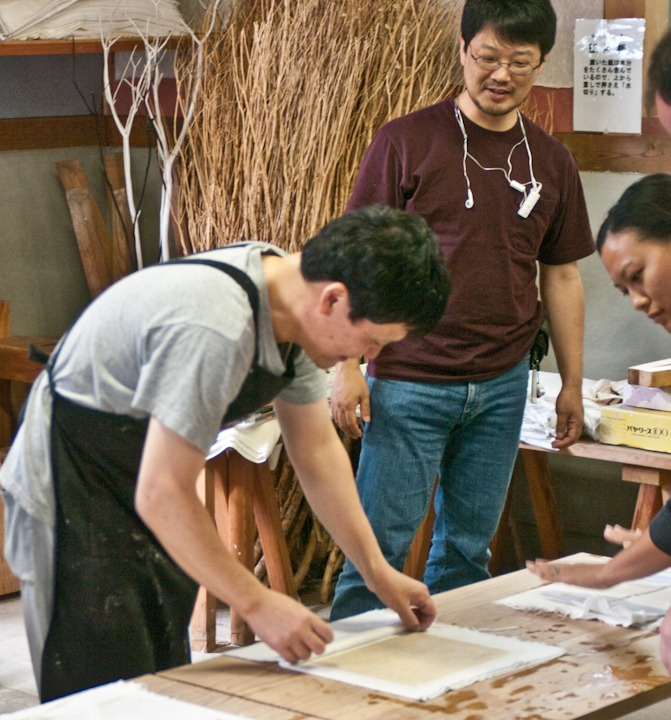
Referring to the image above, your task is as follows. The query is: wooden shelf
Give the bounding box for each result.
[0,37,182,56]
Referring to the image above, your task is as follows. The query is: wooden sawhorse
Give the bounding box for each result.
[189,449,298,651]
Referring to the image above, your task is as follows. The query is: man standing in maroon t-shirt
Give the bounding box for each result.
[330,0,595,621]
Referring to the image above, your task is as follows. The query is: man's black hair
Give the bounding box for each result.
[648,29,671,111]
[461,0,556,61]
[596,174,671,253]
[301,205,450,337]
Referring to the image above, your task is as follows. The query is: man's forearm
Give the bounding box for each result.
[539,261,585,388]
[275,398,388,583]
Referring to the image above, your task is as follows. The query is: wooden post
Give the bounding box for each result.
[403,477,437,581]
[0,301,9,337]
[519,449,565,560]
[56,160,113,299]
[102,152,135,278]
[227,452,257,646]
[189,466,218,652]
[632,485,664,531]
[0,302,11,451]
[253,462,299,599]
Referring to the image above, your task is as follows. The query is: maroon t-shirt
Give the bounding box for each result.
[347,98,595,383]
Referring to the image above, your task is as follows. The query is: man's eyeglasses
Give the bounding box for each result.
[470,51,542,76]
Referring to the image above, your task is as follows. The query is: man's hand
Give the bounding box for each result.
[244,588,334,664]
[526,559,611,589]
[366,566,436,631]
[552,384,583,449]
[331,359,369,438]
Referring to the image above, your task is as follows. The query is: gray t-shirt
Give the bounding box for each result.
[1,242,326,528]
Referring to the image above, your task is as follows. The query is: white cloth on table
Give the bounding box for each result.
[521,371,625,450]
[498,558,671,628]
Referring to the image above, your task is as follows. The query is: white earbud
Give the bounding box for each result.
[454,103,541,218]
[518,187,541,218]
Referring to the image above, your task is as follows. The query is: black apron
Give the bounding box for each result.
[40,259,298,702]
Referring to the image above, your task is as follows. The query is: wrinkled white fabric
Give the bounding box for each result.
[521,371,626,449]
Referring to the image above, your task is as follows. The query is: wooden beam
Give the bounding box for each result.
[628,358,671,387]
[556,128,671,173]
[604,0,646,19]
[0,37,182,56]
[56,160,113,299]
[0,302,9,338]
[0,115,155,152]
[103,152,136,278]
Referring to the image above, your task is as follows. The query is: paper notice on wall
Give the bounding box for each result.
[573,18,645,134]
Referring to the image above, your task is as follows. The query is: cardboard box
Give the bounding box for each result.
[600,405,671,453]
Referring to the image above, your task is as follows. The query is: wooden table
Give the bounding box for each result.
[139,561,671,720]
[521,439,671,531]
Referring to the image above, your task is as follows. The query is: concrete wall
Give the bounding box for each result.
[0,147,162,337]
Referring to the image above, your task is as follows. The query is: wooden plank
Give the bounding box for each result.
[190,466,218,653]
[161,559,671,720]
[0,37,182,56]
[134,674,317,719]
[56,160,113,299]
[102,152,135,278]
[519,449,565,560]
[403,476,437,581]
[628,359,671,387]
[0,301,9,337]
[253,462,299,600]
[622,465,671,486]
[0,488,20,596]
[227,451,257,647]
[556,130,671,174]
[520,439,671,471]
[0,116,155,152]
[604,0,646,19]
[632,484,663,530]
[0,380,10,461]
[0,337,56,383]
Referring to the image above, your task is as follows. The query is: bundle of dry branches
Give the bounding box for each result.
[175,0,464,254]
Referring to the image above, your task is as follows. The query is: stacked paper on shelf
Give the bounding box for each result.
[0,0,186,41]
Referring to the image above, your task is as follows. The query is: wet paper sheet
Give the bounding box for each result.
[227,609,565,701]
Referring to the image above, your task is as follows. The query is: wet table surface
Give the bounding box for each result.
[136,556,671,720]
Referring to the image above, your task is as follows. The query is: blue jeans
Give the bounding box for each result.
[330,355,529,621]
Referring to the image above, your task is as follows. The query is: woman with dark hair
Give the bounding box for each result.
[528,172,671,674]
